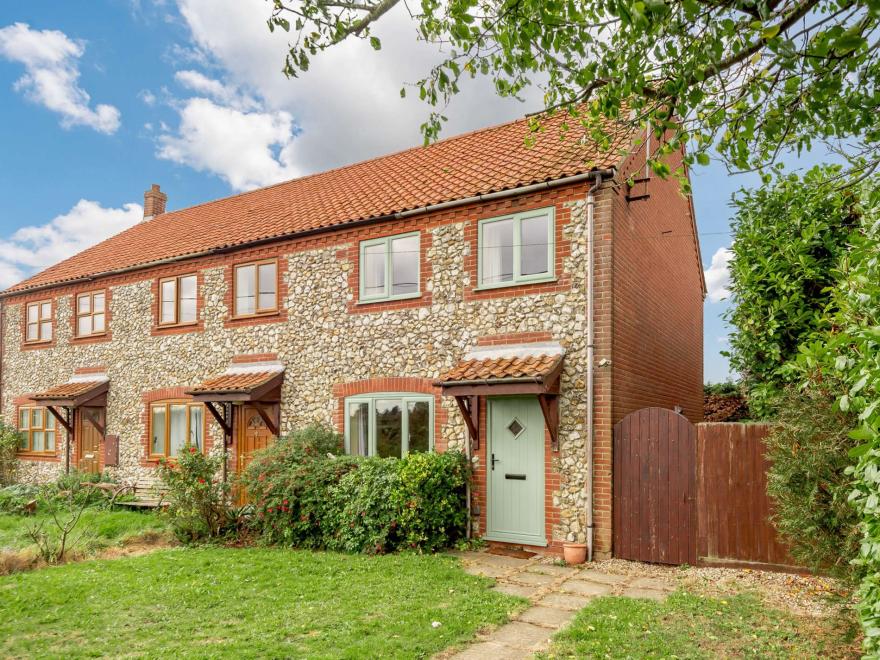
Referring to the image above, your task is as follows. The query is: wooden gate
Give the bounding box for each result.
[613,407,697,565]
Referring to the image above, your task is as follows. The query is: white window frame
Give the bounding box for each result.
[343,392,434,457]
[477,206,556,289]
[358,231,421,303]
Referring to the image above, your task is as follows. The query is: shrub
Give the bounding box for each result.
[157,447,229,543]
[0,422,22,486]
[765,387,862,578]
[0,484,39,514]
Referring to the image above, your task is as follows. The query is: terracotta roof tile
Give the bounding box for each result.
[437,354,562,383]
[5,113,631,294]
[188,371,279,394]
[31,380,105,400]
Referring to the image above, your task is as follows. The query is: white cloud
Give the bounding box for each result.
[0,22,121,134]
[157,97,299,191]
[138,89,157,106]
[0,200,142,289]
[704,246,733,303]
[174,70,258,110]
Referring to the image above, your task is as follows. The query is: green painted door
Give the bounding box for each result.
[487,397,546,546]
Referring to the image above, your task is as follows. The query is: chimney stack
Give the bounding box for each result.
[143,184,167,220]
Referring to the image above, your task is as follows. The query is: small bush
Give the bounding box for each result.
[0,484,39,514]
[0,422,22,486]
[765,387,862,578]
[157,447,229,543]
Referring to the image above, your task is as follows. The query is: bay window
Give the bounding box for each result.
[150,401,205,458]
[345,393,433,458]
[478,207,555,288]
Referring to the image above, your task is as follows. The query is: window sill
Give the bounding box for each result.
[474,276,557,291]
[156,322,198,330]
[23,340,53,347]
[356,292,423,306]
[16,452,59,460]
[231,310,280,321]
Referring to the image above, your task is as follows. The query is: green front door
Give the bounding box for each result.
[487,397,546,546]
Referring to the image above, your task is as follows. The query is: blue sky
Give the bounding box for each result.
[0,1,831,383]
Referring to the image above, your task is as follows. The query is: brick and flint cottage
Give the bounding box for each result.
[0,113,704,557]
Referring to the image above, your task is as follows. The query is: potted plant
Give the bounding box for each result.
[563,541,587,565]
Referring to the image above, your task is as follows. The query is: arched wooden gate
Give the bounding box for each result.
[613,407,696,565]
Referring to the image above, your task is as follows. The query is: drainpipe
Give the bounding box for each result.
[585,169,614,562]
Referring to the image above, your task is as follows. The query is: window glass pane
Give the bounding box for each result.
[235,265,256,316]
[391,235,419,296]
[46,414,55,430]
[93,313,105,333]
[189,406,203,450]
[27,304,38,323]
[41,321,52,340]
[179,275,197,323]
[93,293,105,313]
[31,409,43,428]
[362,243,386,297]
[46,431,55,451]
[40,302,51,320]
[32,431,44,452]
[19,409,28,429]
[375,399,403,458]
[520,214,551,276]
[19,433,27,450]
[77,295,91,314]
[481,219,514,284]
[160,280,176,324]
[169,405,188,456]
[78,315,93,336]
[257,263,277,310]
[407,401,431,454]
[347,402,369,456]
[151,406,166,455]
[26,323,38,341]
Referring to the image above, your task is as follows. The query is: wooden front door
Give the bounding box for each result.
[77,408,104,474]
[486,397,546,546]
[236,406,276,504]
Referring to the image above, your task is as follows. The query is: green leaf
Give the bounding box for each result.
[696,152,710,166]
[369,36,382,50]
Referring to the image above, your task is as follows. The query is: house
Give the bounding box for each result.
[0,113,704,557]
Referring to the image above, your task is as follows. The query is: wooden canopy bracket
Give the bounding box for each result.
[537,394,560,451]
[252,401,280,437]
[83,408,105,436]
[205,401,232,437]
[46,405,73,434]
[454,395,480,450]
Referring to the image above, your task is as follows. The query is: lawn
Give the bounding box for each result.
[542,590,859,659]
[0,547,523,658]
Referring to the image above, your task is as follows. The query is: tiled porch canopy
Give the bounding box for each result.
[185,361,285,438]
[30,375,109,435]
[434,343,565,450]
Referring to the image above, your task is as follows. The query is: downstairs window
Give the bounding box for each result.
[345,393,433,458]
[149,401,205,458]
[17,406,56,453]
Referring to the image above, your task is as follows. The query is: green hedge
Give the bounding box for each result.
[240,426,470,553]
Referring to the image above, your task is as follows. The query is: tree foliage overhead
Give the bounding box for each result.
[268,0,880,182]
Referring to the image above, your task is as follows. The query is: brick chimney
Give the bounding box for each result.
[143,184,167,220]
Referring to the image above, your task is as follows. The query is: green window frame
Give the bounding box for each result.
[344,393,433,458]
[358,231,421,302]
[477,206,556,289]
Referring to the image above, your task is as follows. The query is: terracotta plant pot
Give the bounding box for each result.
[563,542,587,565]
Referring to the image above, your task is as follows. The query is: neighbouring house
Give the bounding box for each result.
[0,113,704,557]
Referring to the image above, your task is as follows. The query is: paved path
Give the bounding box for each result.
[448,551,674,659]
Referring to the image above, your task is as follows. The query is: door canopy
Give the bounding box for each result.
[434,342,564,450]
[29,374,109,434]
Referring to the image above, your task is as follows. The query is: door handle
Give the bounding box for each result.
[505,474,526,480]
[491,453,500,470]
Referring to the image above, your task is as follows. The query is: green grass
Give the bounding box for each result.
[542,590,859,659]
[0,508,167,552]
[0,547,522,658]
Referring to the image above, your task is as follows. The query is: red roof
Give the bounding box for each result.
[4,113,631,294]
[436,354,563,384]
[188,371,280,394]
[31,380,105,400]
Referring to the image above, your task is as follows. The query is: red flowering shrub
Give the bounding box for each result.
[157,445,229,543]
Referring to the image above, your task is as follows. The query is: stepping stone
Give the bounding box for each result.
[493,582,542,599]
[486,621,553,651]
[560,579,613,597]
[526,563,579,578]
[537,591,595,611]
[450,641,530,660]
[629,576,675,592]
[463,564,509,578]
[508,571,557,586]
[620,587,668,601]
[518,606,576,629]
[576,570,630,585]
[476,554,534,569]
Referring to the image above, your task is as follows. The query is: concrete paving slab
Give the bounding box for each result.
[472,553,534,569]
[493,582,542,599]
[629,576,675,591]
[486,621,553,651]
[537,591,595,611]
[450,640,530,660]
[518,605,577,629]
[508,571,557,586]
[576,569,630,585]
[526,563,580,578]
[560,579,613,597]
[620,587,668,601]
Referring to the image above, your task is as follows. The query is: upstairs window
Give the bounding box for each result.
[159,274,198,326]
[149,401,205,458]
[25,301,53,343]
[345,393,432,458]
[76,291,107,337]
[17,406,56,453]
[359,232,420,302]
[234,260,278,317]
[478,207,555,288]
